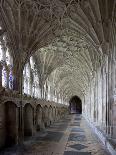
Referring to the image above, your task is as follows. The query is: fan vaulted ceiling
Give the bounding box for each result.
[34,28,104,100]
[0,0,115,101]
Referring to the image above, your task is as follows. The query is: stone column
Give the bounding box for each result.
[6,65,10,89]
[13,58,24,93]
[1,46,6,62]
[111,59,116,138]
[33,107,37,135]
[18,101,24,144]
[107,57,112,136]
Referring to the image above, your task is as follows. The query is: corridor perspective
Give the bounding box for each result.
[0,0,116,155]
[0,114,110,155]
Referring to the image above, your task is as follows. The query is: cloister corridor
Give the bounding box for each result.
[0,0,116,155]
[0,114,110,155]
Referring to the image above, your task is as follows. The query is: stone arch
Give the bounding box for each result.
[42,105,49,127]
[4,101,18,147]
[69,96,82,114]
[24,103,34,137]
[36,104,43,131]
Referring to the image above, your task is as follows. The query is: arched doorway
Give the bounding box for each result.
[4,101,17,147]
[69,96,82,114]
[24,104,34,137]
[36,104,42,131]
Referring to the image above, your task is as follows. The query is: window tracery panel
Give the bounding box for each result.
[0,36,13,89]
[9,66,13,89]
[23,56,40,99]
[23,55,67,104]
[2,66,7,88]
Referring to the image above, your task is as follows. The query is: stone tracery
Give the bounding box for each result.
[0,35,13,89]
[0,0,115,152]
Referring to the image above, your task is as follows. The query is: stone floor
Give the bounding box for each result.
[0,115,110,155]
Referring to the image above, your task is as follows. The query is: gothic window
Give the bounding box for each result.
[30,56,35,70]
[0,36,13,89]
[54,90,57,102]
[34,73,39,98]
[23,56,40,98]
[23,63,30,94]
[26,63,30,78]
[6,49,10,65]
[9,66,13,89]
[32,84,35,97]
[23,78,27,94]
[48,85,51,100]
[2,66,7,87]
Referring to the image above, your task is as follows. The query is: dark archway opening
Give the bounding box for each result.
[24,104,34,137]
[4,101,17,147]
[69,96,82,114]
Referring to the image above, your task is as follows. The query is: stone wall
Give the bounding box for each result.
[83,55,116,139]
[0,91,68,149]
[82,7,116,140]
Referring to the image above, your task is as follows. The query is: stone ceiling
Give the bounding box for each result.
[35,28,104,100]
[0,0,115,101]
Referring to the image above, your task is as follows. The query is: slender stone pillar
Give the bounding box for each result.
[6,65,10,89]
[1,46,6,62]
[18,101,24,144]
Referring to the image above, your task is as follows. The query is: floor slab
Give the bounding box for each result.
[0,115,111,155]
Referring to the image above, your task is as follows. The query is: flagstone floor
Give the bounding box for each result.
[0,114,110,155]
